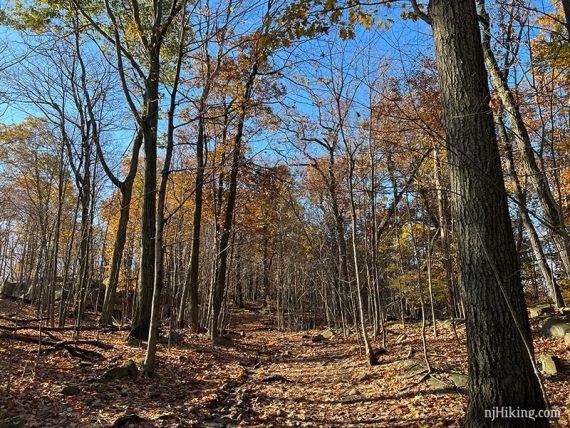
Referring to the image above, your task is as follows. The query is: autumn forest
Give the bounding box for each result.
[0,0,569,427]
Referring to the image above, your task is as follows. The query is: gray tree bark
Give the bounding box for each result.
[426,0,548,425]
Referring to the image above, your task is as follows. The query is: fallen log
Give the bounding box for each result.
[0,332,111,359]
[0,324,128,333]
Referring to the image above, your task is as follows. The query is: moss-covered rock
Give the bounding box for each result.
[529,304,554,318]
[539,355,558,376]
[61,385,80,396]
[101,360,138,381]
[213,335,234,347]
[541,317,570,338]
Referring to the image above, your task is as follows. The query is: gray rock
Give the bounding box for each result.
[448,373,468,389]
[61,385,80,396]
[320,329,334,340]
[88,383,110,393]
[85,398,103,409]
[397,359,426,374]
[426,377,454,394]
[529,304,554,318]
[203,416,232,427]
[541,317,570,338]
[311,334,325,343]
[440,319,465,329]
[127,336,142,347]
[213,335,234,347]
[102,360,138,381]
[159,330,184,344]
[261,374,289,383]
[539,355,558,376]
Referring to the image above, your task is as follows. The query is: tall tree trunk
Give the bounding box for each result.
[478,0,570,277]
[433,147,462,318]
[495,111,565,308]
[211,63,258,340]
[99,133,142,326]
[131,49,160,340]
[427,0,548,425]
[178,70,211,331]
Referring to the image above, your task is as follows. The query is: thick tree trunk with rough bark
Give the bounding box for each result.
[428,0,548,425]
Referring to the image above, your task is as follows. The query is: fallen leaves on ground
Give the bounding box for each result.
[0,298,568,427]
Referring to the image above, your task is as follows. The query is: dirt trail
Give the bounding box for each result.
[1,299,568,427]
[201,308,467,427]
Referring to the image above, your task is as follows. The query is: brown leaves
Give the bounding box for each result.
[1,299,569,427]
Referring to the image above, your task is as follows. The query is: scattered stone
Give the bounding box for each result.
[159,330,183,344]
[203,416,232,427]
[213,335,234,347]
[347,388,361,396]
[85,398,103,409]
[111,414,147,427]
[61,385,80,396]
[440,319,465,329]
[102,360,138,381]
[261,374,290,383]
[395,334,406,344]
[541,317,570,338]
[127,336,142,347]
[320,329,334,340]
[311,334,325,343]
[88,383,110,393]
[539,355,558,376]
[448,373,468,389]
[397,359,427,374]
[529,304,554,318]
[426,376,454,394]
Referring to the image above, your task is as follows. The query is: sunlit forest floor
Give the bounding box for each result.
[0,298,568,427]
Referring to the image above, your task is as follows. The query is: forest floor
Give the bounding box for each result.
[0,297,569,428]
